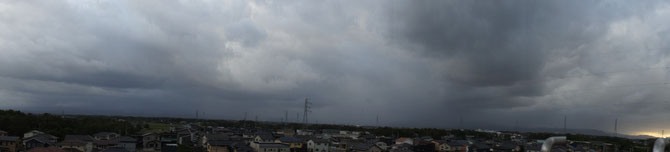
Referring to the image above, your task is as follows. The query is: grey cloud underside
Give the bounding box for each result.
[1,0,670,134]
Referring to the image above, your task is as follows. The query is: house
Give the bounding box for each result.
[446,140,469,152]
[395,138,414,145]
[391,143,413,151]
[250,142,290,152]
[275,136,304,149]
[320,130,340,138]
[116,136,137,152]
[350,143,382,152]
[142,133,161,151]
[278,129,296,137]
[296,130,314,136]
[307,139,329,152]
[26,146,66,152]
[232,143,254,152]
[254,134,276,143]
[0,136,20,152]
[24,130,45,138]
[24,134,58,150]
[494,142,520,152]
[93,132,121,140]
[469,143,492,152]
[160,133,178,148]
[523,143,540,152]
[202,134,232,147]
[94,138,120,150]
[59,135,95,152]
[207,140,236,152]
[431,140,450,152]
[0,130,6,136]
[411,142,436,152]
[374,141,389,151]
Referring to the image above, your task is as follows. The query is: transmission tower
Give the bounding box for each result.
[303,98,312,124]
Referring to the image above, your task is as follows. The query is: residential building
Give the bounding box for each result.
[25,146,66,152]
[350,143,382,152]
[0,136,20,152]
[142,133,160,151]
[24,134,58,150]
[395,138,413,145]
[250,142,290,152]
[275,137,303,149]
[116,136,137,152]
[206,140,236,152]
[93,132,120,140]
[307,139,329,152]
[59,135,95,152]
[254,134,276,143]
[23,130,45,139]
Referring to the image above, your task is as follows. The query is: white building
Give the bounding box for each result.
[307,139,330,152]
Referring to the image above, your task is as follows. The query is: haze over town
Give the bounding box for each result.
[1,0,670,137]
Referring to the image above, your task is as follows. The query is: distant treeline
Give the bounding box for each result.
[0,109,141,138]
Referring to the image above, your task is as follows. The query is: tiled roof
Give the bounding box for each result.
[64,135,94,142]
[257,143,289,148]
[26,146,66,152]
[276,136,302,143]
[0,136,20,141]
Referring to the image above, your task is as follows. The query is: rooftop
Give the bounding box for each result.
[256,142,290,148]
[0,136,20,141]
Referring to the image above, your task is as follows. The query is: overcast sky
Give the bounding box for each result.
[1,0,670,136]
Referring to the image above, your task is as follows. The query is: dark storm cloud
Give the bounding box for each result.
[386,0,667,111]
[1,0,670,135]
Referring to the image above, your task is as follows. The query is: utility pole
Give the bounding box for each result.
[285,111,289,124]
[376,115,380,127]
[196,110,199,119]
[303,98,312,124]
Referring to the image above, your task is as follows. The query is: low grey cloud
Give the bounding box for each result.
[1,0,669,136]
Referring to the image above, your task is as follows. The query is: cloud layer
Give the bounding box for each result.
[1,0,670,135]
